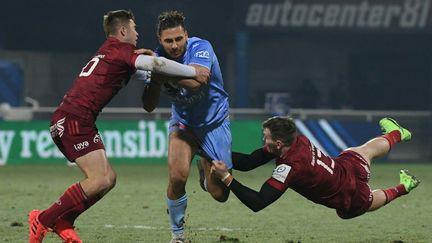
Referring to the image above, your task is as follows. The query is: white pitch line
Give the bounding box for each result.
[104,224,246,231]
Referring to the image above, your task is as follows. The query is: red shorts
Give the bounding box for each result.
[335,150,373,219]
[50,110,105,162]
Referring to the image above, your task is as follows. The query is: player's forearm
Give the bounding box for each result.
[177,79,202,91]
[232,149,275,171]
[228,179,274,212]
[163,76,202,91]
[135,55,196,78]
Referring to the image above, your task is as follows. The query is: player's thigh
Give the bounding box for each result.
[75,149,114,179]
[197,119,232,168]
[168,131,197,177]
[344,147,372,166]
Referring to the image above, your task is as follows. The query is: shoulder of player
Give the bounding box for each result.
[188,37,213,50]
[98,39,135,55]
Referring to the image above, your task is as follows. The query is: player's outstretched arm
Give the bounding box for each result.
[135,55,209,81]
[232,148,275,171]
[212,160,283,212]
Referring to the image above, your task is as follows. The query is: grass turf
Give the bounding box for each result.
[0,163,431,242]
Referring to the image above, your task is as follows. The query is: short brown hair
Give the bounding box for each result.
[262,116,297,145]
[103,9,135,36]
[156,10,186,37]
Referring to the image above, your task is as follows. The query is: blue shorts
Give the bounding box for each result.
[169,118,232,169]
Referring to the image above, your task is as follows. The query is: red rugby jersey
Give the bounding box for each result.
[266,135,356,211]
[58,37,138,120]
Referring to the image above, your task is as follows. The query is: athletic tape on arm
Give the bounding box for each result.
[135,55,196,78]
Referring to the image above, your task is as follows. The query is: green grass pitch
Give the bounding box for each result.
[1,163,431,242]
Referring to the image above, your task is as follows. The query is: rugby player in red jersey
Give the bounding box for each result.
[28,9,209,243]
[212,116,419,219]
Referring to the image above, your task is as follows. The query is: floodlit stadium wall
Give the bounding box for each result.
[0,107,430,165]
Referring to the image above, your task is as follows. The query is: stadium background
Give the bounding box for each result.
[1,0,431,163]
[1,1,432,242]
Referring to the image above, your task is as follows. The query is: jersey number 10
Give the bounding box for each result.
[79,57,100,77]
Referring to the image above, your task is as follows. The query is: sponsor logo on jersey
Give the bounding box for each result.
[93,133,101,143]
[50,117,66,138]
[194,51,210,59]
[74,141,89,151]
[272,164,291,183]
[171,90,206,105]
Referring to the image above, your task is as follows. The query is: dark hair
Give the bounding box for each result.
[103,9,135,36]
[156,10,186,37]
[262,116,297,145]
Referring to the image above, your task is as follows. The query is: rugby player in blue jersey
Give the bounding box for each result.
[141,11,232,243]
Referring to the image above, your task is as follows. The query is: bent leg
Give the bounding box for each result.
[346,137,390,166]
[38,149,115,228]
[75,149,116,197]
[347,118,410,166]
[368,170,420,212]
[58,149,115,225]
[368,189,387,211]
[198,158,230,202]
[196,119,232,202]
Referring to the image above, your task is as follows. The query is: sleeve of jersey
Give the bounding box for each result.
[266,164,293,192]
[232,148,275,171]
[188,40,213,70]
[119,44,139,69]
[229,179,285,212]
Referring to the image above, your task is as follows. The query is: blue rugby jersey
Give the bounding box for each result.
[156,37,229,127]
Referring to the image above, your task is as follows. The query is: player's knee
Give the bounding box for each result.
[209,187,230,202]
[212,194,229,202]
[95,171,117,193]
[107,172,117,190]
[169,173,188,186]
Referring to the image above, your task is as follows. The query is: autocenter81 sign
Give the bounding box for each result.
[241,0,432,31]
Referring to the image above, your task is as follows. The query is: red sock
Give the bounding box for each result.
[381,130,401,149]
[60,193,103,225]
[39,183,87,228]
[383,184,407,204]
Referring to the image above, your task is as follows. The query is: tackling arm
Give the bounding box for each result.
[211,160,284,212]
[135,55,196,78]
[232,148,275,171]
[229,180,284,212]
